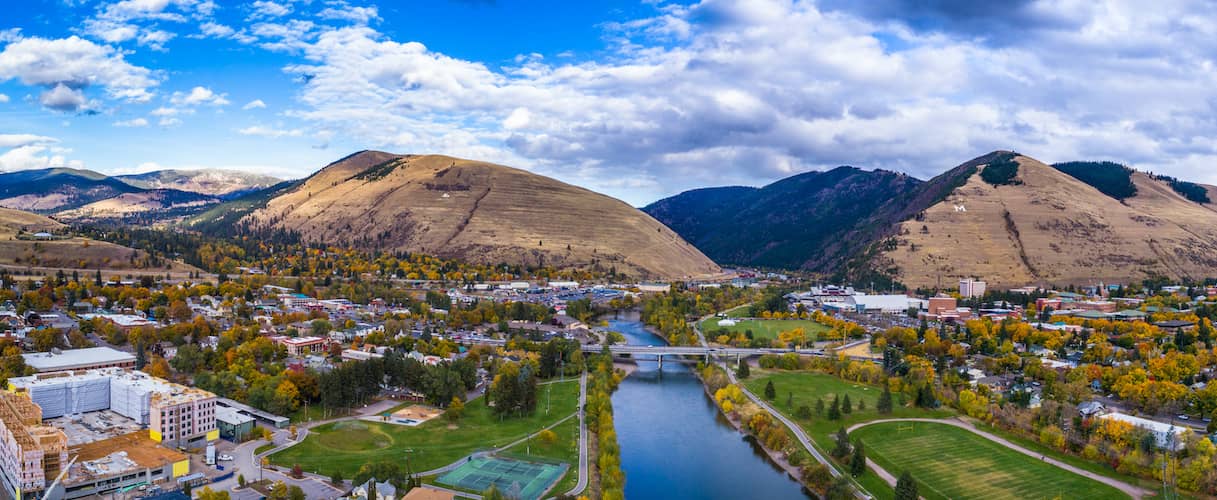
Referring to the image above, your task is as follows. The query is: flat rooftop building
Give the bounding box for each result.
[22,347,135,373]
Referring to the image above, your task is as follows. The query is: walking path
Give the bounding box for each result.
[846,418,1152,500]
[725,364,872,499]
[564,371,590,497]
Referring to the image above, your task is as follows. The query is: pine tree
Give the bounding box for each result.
[786,392,793,409]
[895,471,919,500]
[815,398,825,415]
[796,405,812,420]
[828,395,841,420]
[877,386,893,414]
[764,380,776,400]
[842,394,853,414]
[850,441,866,476]
[831,427,851,458]
[736,358,750,379]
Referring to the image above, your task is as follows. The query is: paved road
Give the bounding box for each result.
[564,371,590,497]
[725,364,872,499]
[846,418,1153,500]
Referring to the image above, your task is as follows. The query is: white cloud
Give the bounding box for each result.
[158,116,182,126]
[113,117,149,127]
[264,1,1217,203]
[0,94,8,103]
[0,134,57,148]
[150,106,186,116]
[0,35,159,111]
[237,125,303,138]
[242,99,267,110]
[0,144,83,171]
[170,86,229,106]
[249,1,291,19]
[317,5,379,24]
[40,84,91,112]
[138,29,176,51]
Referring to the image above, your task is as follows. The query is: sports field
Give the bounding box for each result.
[852,422,1128,500]
[270,380,579,477]
[699,317,830,342]
[437,456,567,500]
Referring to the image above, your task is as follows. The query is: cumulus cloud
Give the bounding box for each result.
[242,99,267,109]
[0,143,83,171]
[170,86,230,106]
[158,117,182,126]
[265,0,1217,203]
[0,35,159,111]
[0,94,8,103]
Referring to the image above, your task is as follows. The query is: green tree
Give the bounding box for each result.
[331,470,343,485]
[796,405,812,420]
[764,380,776,400]
[828,395,841,420]
[736,358,750,379]
[877,386,893,414]
[447,396,464,423]
[842,394,853,414]
[831,427,851,459]
[288,485,305,500]
[786,391,794,409]
[895,471,919,500]
[850,440,866,476]
[484,484,507,500]
[815,398,825,416]
[237,474,246,488]
[826,476,853,500]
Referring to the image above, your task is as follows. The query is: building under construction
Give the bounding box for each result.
[0,391,68,500]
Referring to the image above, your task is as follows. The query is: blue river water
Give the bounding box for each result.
[607,314,810,499]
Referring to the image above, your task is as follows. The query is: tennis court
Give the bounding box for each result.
[436,456,567,500]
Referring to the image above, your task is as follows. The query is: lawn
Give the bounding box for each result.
[270,380,580,478]
[700,318,830,342]
[853,421,1128,500]
[742,370,955,500]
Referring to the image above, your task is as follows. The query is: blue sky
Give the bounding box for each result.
[3,0,1217,205]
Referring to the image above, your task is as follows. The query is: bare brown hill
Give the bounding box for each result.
[242,151,721,279]
[0,207,198,272]
[879,153,1217,288]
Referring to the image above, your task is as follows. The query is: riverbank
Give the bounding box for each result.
[694,364,811,497]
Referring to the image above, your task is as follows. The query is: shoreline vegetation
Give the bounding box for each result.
[586,347,626,500]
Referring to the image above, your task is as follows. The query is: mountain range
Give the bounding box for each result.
[646,151,1217,288]
[0,167,282,223]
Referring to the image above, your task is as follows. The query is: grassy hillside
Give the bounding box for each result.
[236,151,720,279]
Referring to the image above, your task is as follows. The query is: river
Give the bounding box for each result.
[607,314,810,499]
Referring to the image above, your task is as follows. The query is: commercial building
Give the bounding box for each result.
[8,368,218,448]
[273,336,329,356]
[215,405,255,442]
[959,278,987,298]
[22,347,136,373]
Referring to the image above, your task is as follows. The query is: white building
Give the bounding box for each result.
[22,347,136,373]
[960,278,987,298]
[1099,412,1189,450]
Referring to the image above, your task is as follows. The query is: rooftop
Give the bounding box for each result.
[68,432,187,485]
[22,346,135,372]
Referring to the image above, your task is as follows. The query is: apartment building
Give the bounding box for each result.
[0,391,68,500]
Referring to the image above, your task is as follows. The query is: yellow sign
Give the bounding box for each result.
[206,429,219,441]
[172,459,190,478]
[149,429,162,442]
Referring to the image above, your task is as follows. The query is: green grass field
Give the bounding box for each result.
[853,422,1128,500]
[743,370,955,500]
[700,318,830,342]
[271,380,580,477]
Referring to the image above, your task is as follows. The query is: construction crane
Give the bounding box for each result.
[40,455,78,500]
